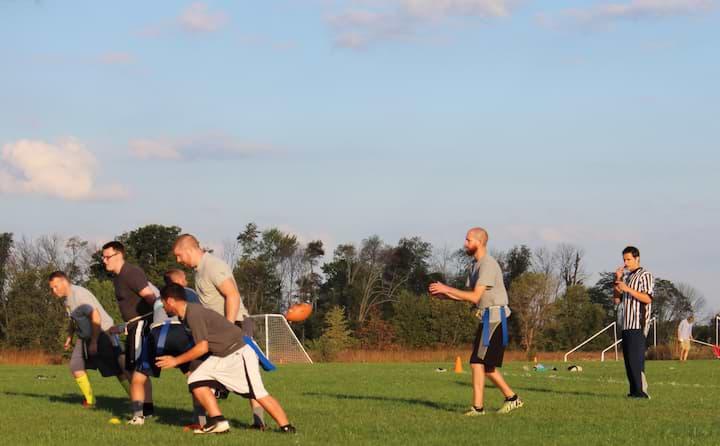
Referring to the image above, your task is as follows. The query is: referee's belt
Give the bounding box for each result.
[475,306,509,347]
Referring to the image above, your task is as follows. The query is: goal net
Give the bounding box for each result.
[248,314,313,364]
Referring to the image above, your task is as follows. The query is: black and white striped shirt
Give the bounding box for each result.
[621,267,654,331]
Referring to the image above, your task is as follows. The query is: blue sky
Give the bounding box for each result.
[1,1,719,314]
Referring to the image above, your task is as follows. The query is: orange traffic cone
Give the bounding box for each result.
[454,356,463,373]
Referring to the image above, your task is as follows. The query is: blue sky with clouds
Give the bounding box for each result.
[1,0,719,313]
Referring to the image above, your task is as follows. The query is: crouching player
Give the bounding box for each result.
[48,271,130,407]
[155,283,296,434]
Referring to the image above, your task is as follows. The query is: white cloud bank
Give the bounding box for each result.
[129,134,273,161]
[0,139,128,201]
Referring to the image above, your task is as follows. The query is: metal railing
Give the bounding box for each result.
[564,322,617,362]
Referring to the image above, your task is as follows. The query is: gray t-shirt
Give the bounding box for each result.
[466,255,510,315]
[183,303,245,357]
[65,285,114,339]
[194,252,249,322]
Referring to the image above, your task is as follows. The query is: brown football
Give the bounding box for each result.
[285,302,313,322]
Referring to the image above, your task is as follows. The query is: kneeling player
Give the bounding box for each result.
[48,271,130,407]
[156,283,296,434]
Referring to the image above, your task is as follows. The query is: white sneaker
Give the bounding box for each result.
[127,416,145,425]
[194,420,230,434]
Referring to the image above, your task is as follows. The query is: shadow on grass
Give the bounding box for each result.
[0,391,253,428]
[451,380,618,398]
[302,391,458,412]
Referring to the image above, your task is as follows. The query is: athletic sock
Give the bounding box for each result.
[75,374,94,405]
[131,401,144,418]
[252,406,265,426]
[143,402,154,417]
[506,394,518,402]
[117,377,131,396]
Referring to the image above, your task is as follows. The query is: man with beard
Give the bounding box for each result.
[429,227,523,415]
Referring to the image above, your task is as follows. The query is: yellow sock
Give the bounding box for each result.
[118,377,131,396]
[75,374,95,405]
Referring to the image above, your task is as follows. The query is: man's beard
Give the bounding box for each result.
[465,246,476,256]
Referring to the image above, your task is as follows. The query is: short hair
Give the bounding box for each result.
[102,241,126,257]
[48,271,69,282]
[160,283,187,301]
[468,227,489,246]
[173,234,200,250]
[164,269,185,286]
[622,246,640,258]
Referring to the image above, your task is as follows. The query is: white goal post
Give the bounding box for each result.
[248,314,313,364]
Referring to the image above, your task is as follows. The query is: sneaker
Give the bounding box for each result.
[250,422,266,431]
[81,399,95,409]
[127,416,145,425]
[214,386,230,400]
[497,397,524,414]
[194,420,230,434]
[463,407,486,416]
[279,424,297,434]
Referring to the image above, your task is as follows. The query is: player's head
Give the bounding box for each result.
[622,246,641,271]
[688,315,695,323]
[464,227,489,255]
[159,283,187,316]
[101,241,126,274]
[48,271,71,298]
[164,269,188,287]
[173,234,202,268]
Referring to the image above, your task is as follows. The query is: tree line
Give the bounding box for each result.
[0,224,713,358]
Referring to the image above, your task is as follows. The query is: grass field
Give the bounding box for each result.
[1,359,718,445]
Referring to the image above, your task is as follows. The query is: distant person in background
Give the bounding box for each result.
[677,315,694,361]
[48,271,130,408]
[614,246,654,399]
[164,269,201,303]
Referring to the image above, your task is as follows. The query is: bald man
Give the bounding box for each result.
[429,228,523,415]
[173,234,265,430]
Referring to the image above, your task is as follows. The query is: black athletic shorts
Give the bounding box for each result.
[139,323,202,377]
[124,317,151,372]
[84,332,124,377]
[470,321,506,369]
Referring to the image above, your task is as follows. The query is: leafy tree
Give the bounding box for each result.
[391,291,433,348]
[509,272,558,356]
[542,285,606,350]
[310,306,355,361]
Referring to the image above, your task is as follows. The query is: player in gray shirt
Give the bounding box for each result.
[430,227,523,416]
[48,271,129,408]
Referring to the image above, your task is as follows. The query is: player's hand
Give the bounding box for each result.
[429,282,449,297]
[615,282,630,293]
[63,337,72,351]
[615,266,625,281]
[88,340,98,356]
[156,355,178,369]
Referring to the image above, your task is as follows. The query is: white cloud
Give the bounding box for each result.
[549,0,715,26]
[0,139,129,201]
[179,2,228,33]
[129,134,273,161]
[326,0,516,49]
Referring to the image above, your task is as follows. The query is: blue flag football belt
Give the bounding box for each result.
[481,307,509,347]
[244,336,276,371]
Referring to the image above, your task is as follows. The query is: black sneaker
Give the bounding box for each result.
[279,424,296,434]
[250,422,266,431]
[214,386,230,400]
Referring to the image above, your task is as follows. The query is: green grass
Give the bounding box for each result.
[1,359,718,445]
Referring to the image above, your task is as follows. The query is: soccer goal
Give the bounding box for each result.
[248,314,313,364]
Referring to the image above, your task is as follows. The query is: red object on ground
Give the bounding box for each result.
[285,302,313,322]
[712,345,720,359]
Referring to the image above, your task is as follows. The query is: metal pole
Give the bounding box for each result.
[653,319,657,349]
[265,315,270,360]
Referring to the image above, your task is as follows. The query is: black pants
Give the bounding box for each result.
[622,329,647,396]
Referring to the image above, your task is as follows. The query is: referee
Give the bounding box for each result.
[613,246,654,399]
